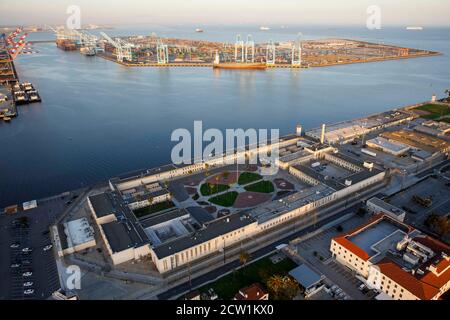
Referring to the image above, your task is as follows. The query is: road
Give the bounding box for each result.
[156,203,361,300]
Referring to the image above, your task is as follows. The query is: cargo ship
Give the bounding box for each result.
[212,52,267,70]
[406,26,423,31]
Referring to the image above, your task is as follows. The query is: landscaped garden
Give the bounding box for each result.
[416,104,450,119]
[238,172,263,185]
[133,200,175,218]
[198,255,297,300]
[208,191,239,207]
[200,183,230,196]
[244,180,275,193]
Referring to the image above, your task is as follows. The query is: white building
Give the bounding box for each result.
[366,197,406,222]
[330,214,450,300]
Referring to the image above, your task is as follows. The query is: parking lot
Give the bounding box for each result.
[388,176,450,243]
[293,214,374,300]
[0,194,76,299]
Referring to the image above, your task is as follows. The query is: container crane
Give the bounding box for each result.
[266,39,276,65]
[245,34,255,63]
[292,32,302,66]
[100,32,133,62]
[156,39,169,64]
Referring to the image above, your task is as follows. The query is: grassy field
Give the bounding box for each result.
[416,104,450,119]
[200,183,230,196]
[133,200,175,218]
[238,172,263,185]
[244,181,275,193]
[198,255,297,300]
[208,191,239,207]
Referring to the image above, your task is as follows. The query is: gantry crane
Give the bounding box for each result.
[292,32,303,66]
[156,38,169,64]
[266,39,276,65]
[245,34,255,63]
[2,29,29,62]
[100,32,133,62]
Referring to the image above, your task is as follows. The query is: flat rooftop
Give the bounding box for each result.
[366,136,410,153]
[152,213,256,259]
[349,220,400,256]
[65,218,94,246]
[101,220,148,253]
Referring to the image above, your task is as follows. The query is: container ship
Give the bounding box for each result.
[406,26,423,31]
[212,52,267,70]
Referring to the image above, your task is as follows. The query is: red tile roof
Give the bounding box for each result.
[376,258,440,300]
[234,283,268,300]
[333,236,370,261]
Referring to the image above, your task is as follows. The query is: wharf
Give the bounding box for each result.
[99,51,441,69]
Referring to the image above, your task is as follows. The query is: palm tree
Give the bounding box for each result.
[215,175,220,194]
[222,171,230,183]
[239,251,250,268]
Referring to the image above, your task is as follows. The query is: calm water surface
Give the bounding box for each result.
[1,26,449,206]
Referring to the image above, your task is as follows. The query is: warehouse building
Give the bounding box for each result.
[366,137,410,156]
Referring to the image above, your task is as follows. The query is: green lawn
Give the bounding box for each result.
[244,180,275,193]
[416,104,450,119]
[238,172,263,185]
[208,191,239,207]
[133,200,175,218]
[198,255,297,300]
[200,183,230,196]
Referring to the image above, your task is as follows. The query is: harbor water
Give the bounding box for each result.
[0,25,449,207]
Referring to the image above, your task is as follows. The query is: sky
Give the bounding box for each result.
[1,0,449,27]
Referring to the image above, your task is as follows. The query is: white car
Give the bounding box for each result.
[22,247,32,253]
[22,272,33,277]
[43,244,53,251]
[10,263,21,268]
[24,289,34,295]
[23,282,33,287]
[10,243,20,249]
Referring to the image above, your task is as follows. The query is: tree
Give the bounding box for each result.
[266,275,285,298]
[356,207,367,217]
[222,171,230,183]
[239,251,250,268]
[266,275,299,300]
[426,213,450,236]
[147,196,154,207]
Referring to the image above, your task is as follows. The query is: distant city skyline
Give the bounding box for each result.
[1,0,450,27]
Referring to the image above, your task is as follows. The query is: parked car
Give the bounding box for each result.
[10,263,21,268]
[43,244,53,251]
[22,247,33,253]
[10,243,20,249]
[23,282,33,287]
[22,272,33,277]
[24,289,34,295]
[22,260,32,266]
